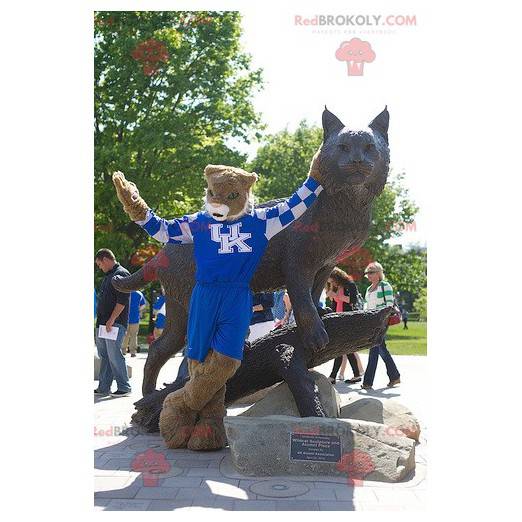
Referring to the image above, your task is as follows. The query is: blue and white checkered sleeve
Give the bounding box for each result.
[135,210,198,244]
[254,177,323,240]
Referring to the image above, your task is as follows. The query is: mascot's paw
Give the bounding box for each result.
[307,146,323,185]
[187,417,227,451]
[159,390,198,449]
[112,171,149,222]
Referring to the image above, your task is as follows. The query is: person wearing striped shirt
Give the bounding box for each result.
[362,261,401,389]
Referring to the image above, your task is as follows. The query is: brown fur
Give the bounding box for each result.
[159,389,198,449]
[307,147,323,184]
[112,171,149,221]
[160,350,240,451]
[204,165,258,220]
[187,385,227,450]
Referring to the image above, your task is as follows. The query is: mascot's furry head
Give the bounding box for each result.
[203,165,258,221]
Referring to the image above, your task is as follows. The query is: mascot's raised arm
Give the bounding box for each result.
[112,171,150,222]
[111,153,323,450]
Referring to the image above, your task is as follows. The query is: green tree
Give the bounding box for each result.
[94,11,263,263]
[413,287,428,321]
[249,122,323,201]
[378,246,427,297]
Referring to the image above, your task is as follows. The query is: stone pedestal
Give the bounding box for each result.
[340,396,421,441]
[224,415,415,482]
[239,371,341,418]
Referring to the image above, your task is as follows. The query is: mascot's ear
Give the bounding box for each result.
[369,106,389,144]
[240,172,258,190]
[204,164,227,178]
[322,106,345,140]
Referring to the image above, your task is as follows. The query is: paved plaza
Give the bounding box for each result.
[94,352,427,511]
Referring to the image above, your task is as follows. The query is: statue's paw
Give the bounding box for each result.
[317,306,332,317]
[303,322,329,351]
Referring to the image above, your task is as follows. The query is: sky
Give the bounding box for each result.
[234,6,427,248]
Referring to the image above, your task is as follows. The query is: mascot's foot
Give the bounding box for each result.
[187,383,228,451]
[159,390,198,449]
[187,417,227,451]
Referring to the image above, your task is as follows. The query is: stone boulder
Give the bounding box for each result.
[231,384,279,406]
[340,396,421,441]
[224,415,415,482]
[239,371,340,418]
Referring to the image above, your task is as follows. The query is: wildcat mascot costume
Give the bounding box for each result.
[112,152,322,450]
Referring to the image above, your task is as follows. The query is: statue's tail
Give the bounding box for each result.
[112,249,170,293]
[112,267,147,293]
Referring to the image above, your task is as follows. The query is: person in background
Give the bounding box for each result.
[274,290,295,328]
[122,290,147,357]
[152,288,166,340]
[248,292,275,341]
[326,267,364,384]
[362,261,401,390]
[402,307,409,329]
[94,248,132,397]
[318,286,327,308]
[272,289,286,322]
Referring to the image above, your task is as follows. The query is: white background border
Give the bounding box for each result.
[2,0,520,518]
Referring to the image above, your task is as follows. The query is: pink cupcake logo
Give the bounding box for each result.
[335,38,376,76]
[336,449,375,486]
[131,448,171,487]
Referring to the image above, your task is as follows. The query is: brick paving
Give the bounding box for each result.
[94,352,427,511]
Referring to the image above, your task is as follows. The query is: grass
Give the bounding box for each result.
[358,321,427,356]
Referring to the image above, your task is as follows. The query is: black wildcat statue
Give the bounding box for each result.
[113,107,390,395]
[131,307,393,432]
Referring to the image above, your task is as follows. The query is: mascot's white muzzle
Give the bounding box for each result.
[206,202,230,221]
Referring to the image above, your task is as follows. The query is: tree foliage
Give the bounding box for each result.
[249,122,323,202]
[378,246,427,297]
[94,11,264,262]
[413,287,428,321]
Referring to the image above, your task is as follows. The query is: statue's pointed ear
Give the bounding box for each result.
[322,106,345,140]
[369,106,389,143]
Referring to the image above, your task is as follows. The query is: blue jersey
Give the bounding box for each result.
[128,291,146,324]
[136,177,323,284]
[153,294,165,312]
[153,294,166,329]
[136,176,323,361]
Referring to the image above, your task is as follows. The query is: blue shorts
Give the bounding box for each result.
[186,281,253,362]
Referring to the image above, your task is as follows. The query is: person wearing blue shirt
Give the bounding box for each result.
[152,290,166,340]
[271,289,286,321]
[248,292,276,341]
[122,290,147,357]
